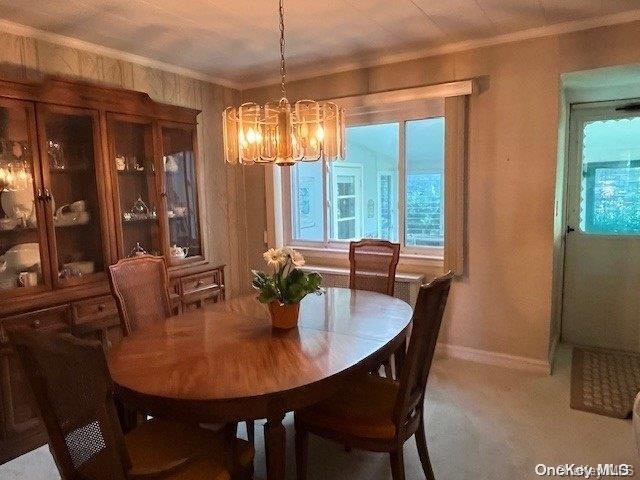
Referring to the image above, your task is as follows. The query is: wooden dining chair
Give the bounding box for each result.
[349,239,401,296]
[349,239,401,378]
[108,255,256,446]
[294,271,454,480]
[108,255,173,337]
[8,329,254,480]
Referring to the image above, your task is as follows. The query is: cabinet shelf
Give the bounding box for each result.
[122,217,158,224]
[50,167,89,174]
[117,169,155,177]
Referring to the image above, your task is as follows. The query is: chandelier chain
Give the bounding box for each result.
[279,0,286,98]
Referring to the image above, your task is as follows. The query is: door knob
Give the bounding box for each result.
[566,226,575,233]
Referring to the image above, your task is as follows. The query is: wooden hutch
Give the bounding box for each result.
[0,77,225,463]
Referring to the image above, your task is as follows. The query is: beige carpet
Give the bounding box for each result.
[571,346,640,418]
[1,345,636,480]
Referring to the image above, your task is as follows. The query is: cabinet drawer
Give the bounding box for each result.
[181,272,219,295]
[1,305,71,343]
[72,295,118,323]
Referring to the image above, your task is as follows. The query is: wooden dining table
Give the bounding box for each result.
[108,287,413,480]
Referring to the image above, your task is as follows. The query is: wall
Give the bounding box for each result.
[0,30,251,297]
[242,21,640,364]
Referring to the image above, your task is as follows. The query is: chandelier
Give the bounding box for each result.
[223,0,345,166]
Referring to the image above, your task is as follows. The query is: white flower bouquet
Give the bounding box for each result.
[252,247,323,305]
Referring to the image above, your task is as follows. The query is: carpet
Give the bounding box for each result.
[571,346,640,418]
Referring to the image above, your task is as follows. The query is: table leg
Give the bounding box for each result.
[264,413,286,480]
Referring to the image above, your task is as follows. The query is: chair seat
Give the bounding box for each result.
[296,374,399,440]
[125,418,253,479]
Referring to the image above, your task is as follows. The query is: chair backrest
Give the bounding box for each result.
[9,329,131,480]
[394,271,453,431]
[108,255,172,336]
[348,239,400,296]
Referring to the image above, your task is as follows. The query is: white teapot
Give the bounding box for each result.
[169,245,188,259]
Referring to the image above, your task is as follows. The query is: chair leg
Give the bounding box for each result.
[389,446,405,480]
[295,424,309,480]
[415,411,436,480]
[246,420,255,446]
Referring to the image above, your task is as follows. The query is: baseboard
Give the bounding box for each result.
[436,343,551,374]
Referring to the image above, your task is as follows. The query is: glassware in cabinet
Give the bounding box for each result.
[0,99,51,294]
[161,124,203,264]
[37,106,108,286]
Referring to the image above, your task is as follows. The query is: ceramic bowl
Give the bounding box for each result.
[1,243,40,271]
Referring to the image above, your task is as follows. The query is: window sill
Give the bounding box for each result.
[291,244,444,269]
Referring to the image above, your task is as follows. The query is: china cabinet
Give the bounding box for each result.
[0,77,224,464]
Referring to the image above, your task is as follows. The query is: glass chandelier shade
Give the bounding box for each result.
[223,98,345,166]
[223,0,346,166]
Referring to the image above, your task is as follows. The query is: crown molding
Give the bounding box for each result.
[0,19,242,90]
[240,8,640,90]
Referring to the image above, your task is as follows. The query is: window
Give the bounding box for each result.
[288,116,445,252]
[580,116,640,234]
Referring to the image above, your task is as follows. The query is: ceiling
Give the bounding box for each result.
[1,0,640,88]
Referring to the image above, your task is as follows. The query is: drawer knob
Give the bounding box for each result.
[196,280,204,287]
[31,320,41,329]
[98,304,106,312]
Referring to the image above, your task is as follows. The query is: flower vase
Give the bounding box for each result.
[268,301,300,329]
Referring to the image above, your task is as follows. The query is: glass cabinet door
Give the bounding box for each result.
[37,105,108,286]
[0,99,50,295]
[160,124,203,265]
[109,116,163,258]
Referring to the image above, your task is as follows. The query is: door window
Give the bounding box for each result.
[580,116,640,234]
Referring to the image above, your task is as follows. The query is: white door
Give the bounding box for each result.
[562,101,640,351]
[331,165,362,240]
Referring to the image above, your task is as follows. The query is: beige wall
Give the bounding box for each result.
[0,30,253,298]
[242,21,640,363]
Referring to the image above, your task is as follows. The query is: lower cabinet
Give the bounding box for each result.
[0,264,225,465]
[0,305,72,464]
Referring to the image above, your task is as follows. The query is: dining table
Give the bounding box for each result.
[108,286,413,480]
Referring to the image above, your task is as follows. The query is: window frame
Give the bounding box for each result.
[282,113,446,259]
[267,79,473,273]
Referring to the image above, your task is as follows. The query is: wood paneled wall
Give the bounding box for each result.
[0,31,251,297]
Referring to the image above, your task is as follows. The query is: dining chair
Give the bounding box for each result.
[8,329,254,480]
[349,239,401,296]
[294,271,454,480]
[349,239,401,378]
[108,255,173,336]
[108,254,255,446]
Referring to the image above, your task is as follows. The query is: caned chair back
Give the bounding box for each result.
[348,239,400,296]
[108,255,172,336]
[9,330,131,480]
[394,272,453,430]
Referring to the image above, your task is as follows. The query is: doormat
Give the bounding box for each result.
[571,346,640,418]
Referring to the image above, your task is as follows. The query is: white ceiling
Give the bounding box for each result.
[1,0,640,88]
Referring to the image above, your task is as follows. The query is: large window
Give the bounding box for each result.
[289,116,445,251]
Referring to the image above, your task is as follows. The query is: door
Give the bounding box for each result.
[331,164,362,240]
[36,104,110,287]
[562,101,640,351]
[107,114,165,258]
[0,98,52,297]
